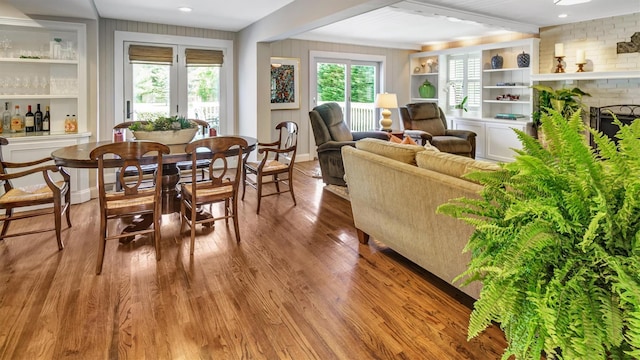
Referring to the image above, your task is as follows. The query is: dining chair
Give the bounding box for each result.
[0,137,72,250]
[90,141,170,274]
[242,121,298,214]
[180,136,247,254]
[177,119,211,183]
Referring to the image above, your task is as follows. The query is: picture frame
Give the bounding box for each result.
[270,57,300,110]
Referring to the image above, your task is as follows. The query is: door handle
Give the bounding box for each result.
[126,100,132,119]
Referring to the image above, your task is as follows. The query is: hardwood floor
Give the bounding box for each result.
[0,161,507,359]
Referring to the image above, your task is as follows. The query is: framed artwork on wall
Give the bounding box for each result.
[270,57,300,110]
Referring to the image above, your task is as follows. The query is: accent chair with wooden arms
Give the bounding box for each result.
[309,102,390,186]
[90,141,170,274]
[0,137,72,251]
[180,136,247,254]
[399,102,477,158]
[242,121,298,214]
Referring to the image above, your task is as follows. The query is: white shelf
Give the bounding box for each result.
[483,100,530,104]
[1,94,78,100]
[0,58,78,65]
[531,70,640,81]
[410,97,438,102]
[483,67,530,73]
[411,72,438,76]
[483,85,529,89]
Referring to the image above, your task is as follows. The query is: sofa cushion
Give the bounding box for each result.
[416,151,500,181]
[355,138,424,165]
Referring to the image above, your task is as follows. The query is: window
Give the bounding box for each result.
[446,53,480,112]
[114,31,233,138]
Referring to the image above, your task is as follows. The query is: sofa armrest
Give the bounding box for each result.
[317,140,357,153]
[352,131,390,141]
[445,129,476,141]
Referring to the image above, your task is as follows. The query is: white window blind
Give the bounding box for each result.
[446,53,481,111]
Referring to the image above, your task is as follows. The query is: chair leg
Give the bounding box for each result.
[241,167,248,201]
[256,173,263,215]
[232,196,241,243]
[54,202,64,251]
[1,208,12,239]
[65,189,72,228]
[274,174,280,193]
[96,216,107,275]
[154,211,161,261]
[224,198,229,225]
[190,204,197,255]
[289,169,297,206]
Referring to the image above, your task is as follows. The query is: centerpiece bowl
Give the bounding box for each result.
[129,116,198,145]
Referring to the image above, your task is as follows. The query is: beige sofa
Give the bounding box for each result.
[342,138,500,299]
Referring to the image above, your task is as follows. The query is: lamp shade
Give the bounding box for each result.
[374,93,398,109]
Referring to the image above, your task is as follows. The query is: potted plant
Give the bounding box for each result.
[531,85,590,127]
[453,95,468,117]
[128,115,198,145]
[437,109,640,359]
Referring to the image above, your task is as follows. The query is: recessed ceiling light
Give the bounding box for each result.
[554,0,591,5]
[178,7,192,12]
[558,13,568,18]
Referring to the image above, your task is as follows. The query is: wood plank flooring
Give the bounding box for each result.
[0,161,507,359]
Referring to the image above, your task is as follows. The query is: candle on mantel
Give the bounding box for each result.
[555,43,564,57]
[576,49,586,64]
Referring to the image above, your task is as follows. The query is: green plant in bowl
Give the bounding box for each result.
[128,115,195,132]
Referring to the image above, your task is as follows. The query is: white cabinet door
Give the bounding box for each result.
[451,118,485,159]
[486,122,526,162]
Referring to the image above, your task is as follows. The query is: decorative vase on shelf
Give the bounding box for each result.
[418,79,436,98]
[517,51,530,68]
[491,54,503,69]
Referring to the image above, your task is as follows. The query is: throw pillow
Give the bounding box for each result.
[401,136,417,145]
[389,135,402,143]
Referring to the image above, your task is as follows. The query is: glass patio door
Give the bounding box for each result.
[123,42,222,132]
[314,59,379,132]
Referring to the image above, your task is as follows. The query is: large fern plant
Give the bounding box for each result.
[437,109,640,359]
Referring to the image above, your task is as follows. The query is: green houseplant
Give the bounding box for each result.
[455,95,468,112]
[531,85,590,127]
[128,115,198,145]
[437,109,640,359]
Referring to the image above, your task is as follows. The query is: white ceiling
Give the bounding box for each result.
[4,0,640,49]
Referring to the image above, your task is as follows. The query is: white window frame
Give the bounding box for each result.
[446,52,481,113]
[114,31,234,134]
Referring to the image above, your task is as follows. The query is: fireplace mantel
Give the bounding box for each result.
[532,70,640,82]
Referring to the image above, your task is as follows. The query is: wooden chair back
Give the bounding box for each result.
[89,141,170,274]
[180,136,248,253]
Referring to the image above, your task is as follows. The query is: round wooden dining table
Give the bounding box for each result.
[51,135,257,241]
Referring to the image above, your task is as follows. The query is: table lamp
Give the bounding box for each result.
[375,93,398,131]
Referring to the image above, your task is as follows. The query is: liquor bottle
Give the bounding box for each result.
[42,106,50,133]
[10,105,23,132]
[34,104,43,132]
[24,105,35,133]
[2,102,11,133]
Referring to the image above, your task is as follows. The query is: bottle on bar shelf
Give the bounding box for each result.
[10,105,23,133]
[25,105,35,133]
[34,104,43,132]
[2,102,10,133]
[42,106,50,133]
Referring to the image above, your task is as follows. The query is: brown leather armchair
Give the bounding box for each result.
[399,102,476,158]
[309,102,390,186]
